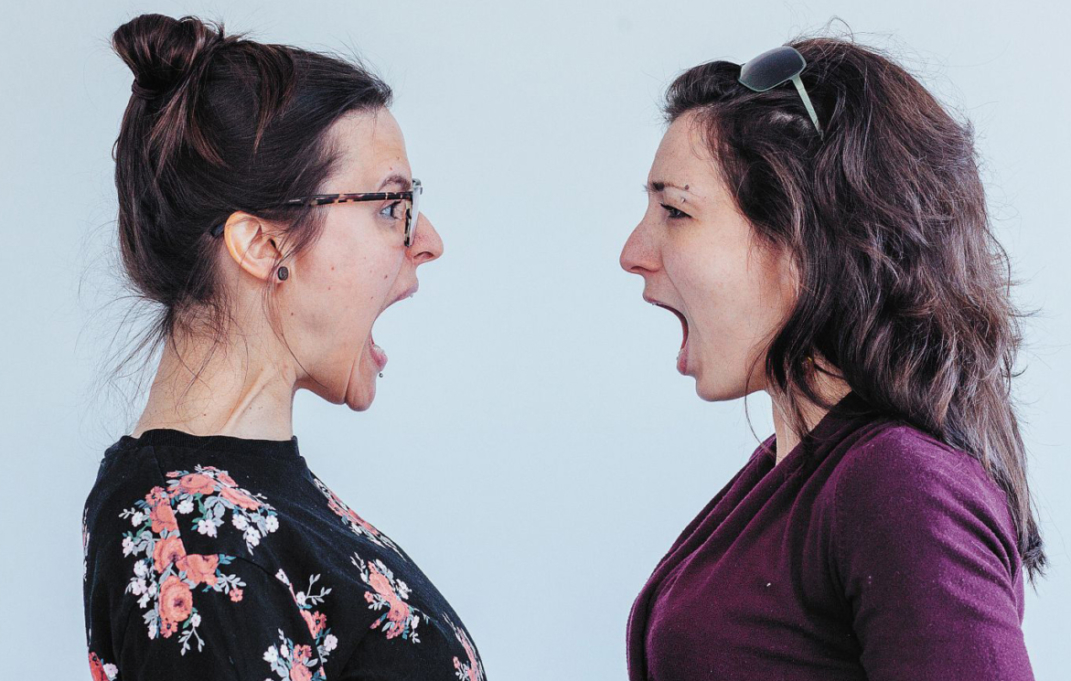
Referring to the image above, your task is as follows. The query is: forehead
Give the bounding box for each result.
[651,110,715,180]
[325,108,409,189]
[649,110,741,214]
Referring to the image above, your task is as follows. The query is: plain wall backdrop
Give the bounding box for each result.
[2,1,1068,679]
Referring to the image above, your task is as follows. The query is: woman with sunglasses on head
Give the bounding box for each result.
[82,13,485,681]
[620,36,1041,681]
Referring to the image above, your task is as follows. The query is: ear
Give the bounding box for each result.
[219,211,288,282]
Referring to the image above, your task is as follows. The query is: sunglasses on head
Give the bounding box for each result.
[738,45,825,139]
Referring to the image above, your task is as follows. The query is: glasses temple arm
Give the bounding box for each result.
[790,74,825,139]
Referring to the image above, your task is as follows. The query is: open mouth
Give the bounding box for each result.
[367,283,419,372]
[649,300,689,349]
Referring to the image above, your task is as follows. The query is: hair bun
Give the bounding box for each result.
[112,13,223,100]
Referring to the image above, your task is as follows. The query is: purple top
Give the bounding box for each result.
[626,390,1033,681]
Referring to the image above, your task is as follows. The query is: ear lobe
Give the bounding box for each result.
[220,211,285,282]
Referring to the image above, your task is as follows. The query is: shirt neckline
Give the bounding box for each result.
[758,388,873,465]
[116,427,301,459]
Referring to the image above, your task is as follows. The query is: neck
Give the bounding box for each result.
[768,363,852,465]
[131,329,296,441]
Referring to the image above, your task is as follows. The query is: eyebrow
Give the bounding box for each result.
[377,173,412,191]
[647,180,692,194]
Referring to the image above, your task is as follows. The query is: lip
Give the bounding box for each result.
[385,282,419,311]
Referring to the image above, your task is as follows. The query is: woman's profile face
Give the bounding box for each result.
[620,109,797,401]
[280,108,443,411]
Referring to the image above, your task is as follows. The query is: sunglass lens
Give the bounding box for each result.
[739,45,806,92]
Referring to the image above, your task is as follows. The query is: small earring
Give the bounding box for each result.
[277,266,289,281]
[378,372,384,378]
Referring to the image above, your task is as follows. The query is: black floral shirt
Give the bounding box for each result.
[82,428,486,681]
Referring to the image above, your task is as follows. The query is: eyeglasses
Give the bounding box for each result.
[738,46,824,139]
[211,178,424,248]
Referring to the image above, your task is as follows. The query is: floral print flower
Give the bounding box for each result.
[87,651,118,681]
[275,569,337,668]
[149,493,178,533]
[174,472,216,496]
[177,553,220,586]
[302,610,327,637]
[445,614,485,681]
[165,465,278,552]
[263,629,327,681]
[152,535,186,573]
[312,475,403,557]
[220,485,261,511]
[158,574,194,637]
[350,551,423,642]
[118,464,273,654]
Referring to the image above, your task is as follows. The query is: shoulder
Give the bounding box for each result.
[85,445,282,550]
[822,422,1021,580]
[83,444,289,608]
[84,444,340,660]
[83,443,169,570]
[830,422,1010,519]
[811,426,1031,680]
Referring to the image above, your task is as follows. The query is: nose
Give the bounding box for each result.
[409,213,443,265]
[620,221,657,275]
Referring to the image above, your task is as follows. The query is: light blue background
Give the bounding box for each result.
[2,1,1068,679]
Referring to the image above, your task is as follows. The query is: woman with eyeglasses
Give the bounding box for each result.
[82,13,485,681]
[620,37,1041,680]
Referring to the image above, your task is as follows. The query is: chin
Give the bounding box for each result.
[694,381,720,402]
[347,393,375,412]
[693,372,747,403]
[347,379,377,412]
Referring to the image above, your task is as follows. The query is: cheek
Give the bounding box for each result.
[338,254,404,317]
[303,246,402,334]
[666,237,779,342]
[664,232,732,323]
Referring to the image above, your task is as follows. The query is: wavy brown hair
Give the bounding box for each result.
[103,13,391,407]
[663,33,1045,581]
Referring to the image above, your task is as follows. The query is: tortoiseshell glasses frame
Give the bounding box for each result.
[211,178,423,248]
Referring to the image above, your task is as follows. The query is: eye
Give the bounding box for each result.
[660,203,690,220]
[379,200,403,220]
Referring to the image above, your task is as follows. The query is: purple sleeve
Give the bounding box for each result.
[830,427,1034,680]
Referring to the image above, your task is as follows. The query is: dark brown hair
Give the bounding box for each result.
[106,13,391,403]
[664,32,1045,580]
